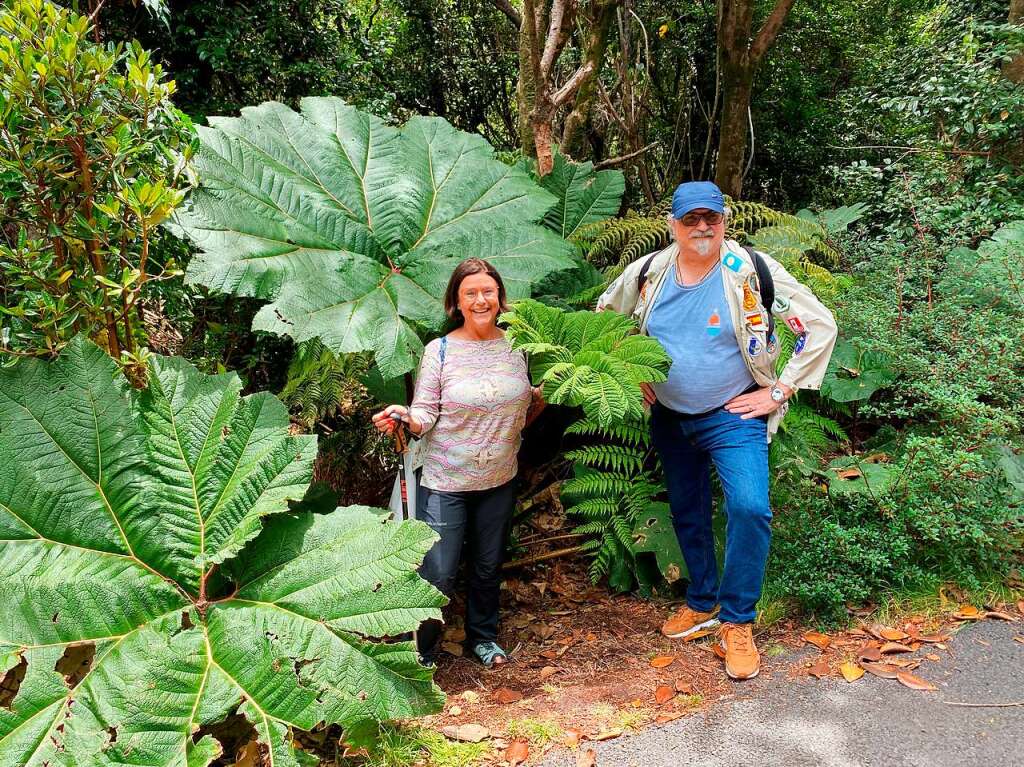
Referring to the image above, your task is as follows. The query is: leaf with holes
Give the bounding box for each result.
[173,98,575,379]
[0,337,445,766]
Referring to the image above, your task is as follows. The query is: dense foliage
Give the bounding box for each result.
[0,0,194,366]
[0,337,444,765]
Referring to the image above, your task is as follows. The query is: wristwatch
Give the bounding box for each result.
[770,385,787,403]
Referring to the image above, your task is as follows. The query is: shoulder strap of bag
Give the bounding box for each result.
[743,245,776,338]
[635,251,662,294]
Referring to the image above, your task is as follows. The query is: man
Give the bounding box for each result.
[597,181,837,680]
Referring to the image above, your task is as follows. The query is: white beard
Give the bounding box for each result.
[693,237,714,257]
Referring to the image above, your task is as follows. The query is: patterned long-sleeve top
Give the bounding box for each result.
[409,335,532,492]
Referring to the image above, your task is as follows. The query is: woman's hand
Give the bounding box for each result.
[371,405,422,435]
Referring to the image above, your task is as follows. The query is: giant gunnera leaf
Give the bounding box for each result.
[0,337,444,766]
[501,299,672,425]
[173,98,575,379]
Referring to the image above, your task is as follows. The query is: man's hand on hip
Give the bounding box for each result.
[724,385,791,419]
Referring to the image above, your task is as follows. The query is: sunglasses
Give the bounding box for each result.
[678,210,724,227]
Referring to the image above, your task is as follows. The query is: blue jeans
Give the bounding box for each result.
[650,402,771,624]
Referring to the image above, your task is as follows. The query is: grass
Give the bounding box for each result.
[346,724,492,767]
[506,717,562,745]
[869,577,1023,628]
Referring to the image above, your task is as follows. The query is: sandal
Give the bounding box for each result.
[472,641,508,669]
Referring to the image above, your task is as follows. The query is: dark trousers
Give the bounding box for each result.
[415,477,518,658]
[650,402,772,624]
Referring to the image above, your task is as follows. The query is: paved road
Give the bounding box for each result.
[540,619,1024,767]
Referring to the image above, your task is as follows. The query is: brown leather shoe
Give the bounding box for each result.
[718,622,760,680]
[661,605,720,639]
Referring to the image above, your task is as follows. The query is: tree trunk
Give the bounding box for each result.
[517,9,538,155]
[561,0,618,158]
[713,0,795,198]
[715,63,754,199]
[1006,0,1024,83]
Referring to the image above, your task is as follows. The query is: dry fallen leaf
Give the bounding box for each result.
[654,685,676,705]
[915,633,949,643]
[674,680,694,694]
[539,666,558,681]
[836,468,862,479]
[802,631,832,650]
[860,662,900,679]
[655,711,685,723]
[1017,599,1024,615]
[441,641,463,657]
[585,633,597,642]
[953,605,981,620]
[591,729,623,741]
[232,741,261,767]
[492,688,524,705]
[982,610,1017,622]
[878,627,909,642]
[442,723,490,742]
[839,662,865,682]
[807,659,831,678]
[896,671,937,691]
[858,645,883,663]
[926,653,941,661]
[563,728,583,748]
[1013,635,1024,645]
[576,748,597,767]
[505,740,530,766]
[879,641,914,654]
[649,655,675,668]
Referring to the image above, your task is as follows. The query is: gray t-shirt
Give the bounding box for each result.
[646,263,755,414]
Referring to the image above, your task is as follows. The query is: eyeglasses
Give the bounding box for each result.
[678,210,724,227]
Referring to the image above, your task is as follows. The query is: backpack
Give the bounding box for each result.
[636,245,776,337]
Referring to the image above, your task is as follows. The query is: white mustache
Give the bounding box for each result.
[689,231,715,238]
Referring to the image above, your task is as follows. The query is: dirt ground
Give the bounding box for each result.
[417,562,1024,766]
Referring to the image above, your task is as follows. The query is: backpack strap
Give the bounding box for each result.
[743,245,776,338]
[438,335,447,369]
[635,251,660,294]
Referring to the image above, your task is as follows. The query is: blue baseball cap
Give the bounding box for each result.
[672,181,725,219]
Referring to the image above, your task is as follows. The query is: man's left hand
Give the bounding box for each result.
[724,385,792,420]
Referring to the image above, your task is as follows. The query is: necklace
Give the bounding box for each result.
[676,255,718,287]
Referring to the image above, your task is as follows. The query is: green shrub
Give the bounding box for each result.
[0,0,194,366]
[769,436,1022,621]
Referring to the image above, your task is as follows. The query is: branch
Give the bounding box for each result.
[552,59,595,106]
[540,0,575,80]
[594,141,659,169]
[503,545,586,569]
[490,0,522,27]
[750,0,796,63]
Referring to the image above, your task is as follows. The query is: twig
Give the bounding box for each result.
[503,545,586,569]
[942,700,1024,708]
[594,141,659,169]
[827,144,992,157]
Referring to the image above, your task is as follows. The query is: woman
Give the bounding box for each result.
[372,258,541,668]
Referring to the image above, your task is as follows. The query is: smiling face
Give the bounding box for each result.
[456,271,501,329]
[672,207,725,259]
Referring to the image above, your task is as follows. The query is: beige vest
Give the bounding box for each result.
[597,239,838,440]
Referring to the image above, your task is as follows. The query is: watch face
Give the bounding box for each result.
[771,387,784,402]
